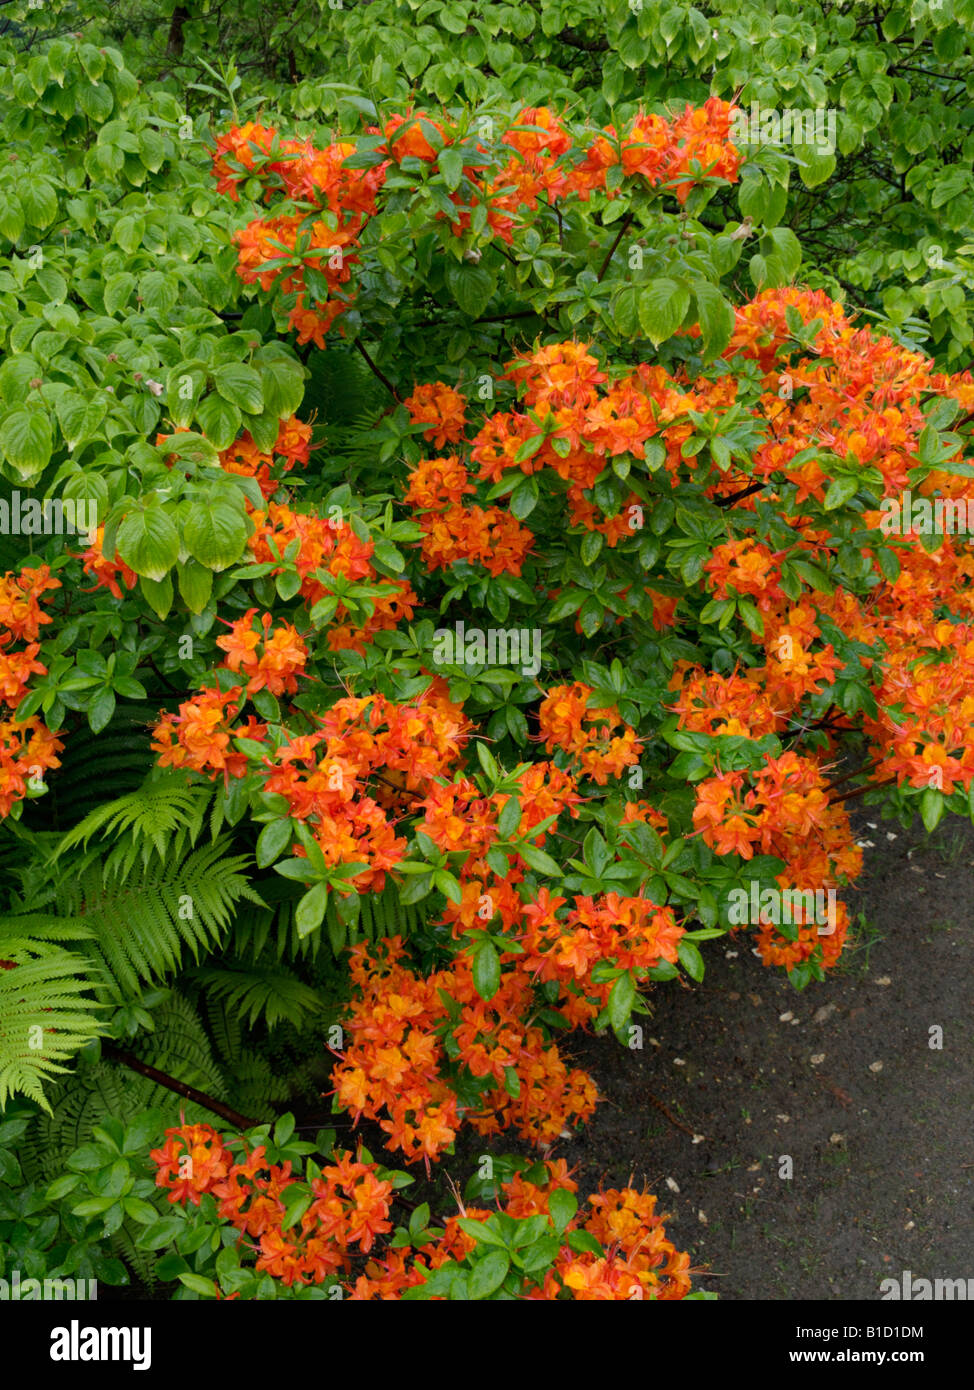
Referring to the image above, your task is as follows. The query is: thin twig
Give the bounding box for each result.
[352,337,400,401]
[104,1043,262,1130]
[596,212,634,283]
[828,775,896,805]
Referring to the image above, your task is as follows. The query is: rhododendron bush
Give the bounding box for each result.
[2,9,974,1304]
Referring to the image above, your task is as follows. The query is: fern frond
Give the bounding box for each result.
[56,838,264,1001]
[0,941,104,1112]
[55,779,216,883]
[190,961,326,1030]
[205,994,242,1064]
[304,348,386,430]
[0,913,93,943]
[219,1052,293,1110]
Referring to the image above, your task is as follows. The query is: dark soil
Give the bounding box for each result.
[372,808,974,1300]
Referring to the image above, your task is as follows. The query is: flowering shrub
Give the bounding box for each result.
[1,7,973,1303]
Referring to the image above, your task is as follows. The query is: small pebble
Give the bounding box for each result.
[665,1177,680,1193]
[779,1011,794,1022]
[811,1053,826,1065]
[869,1061,884,1073]
[875,976,891,987]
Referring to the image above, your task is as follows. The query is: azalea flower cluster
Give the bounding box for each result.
[398,344,742,583]
[351,1160,691,1300]
[219,414,312,500]
[0,716,64,819]
[212,101,741,342]
[537,681,644,784]
[691,752,861,969]
[212,120,385,343]
[0,565,58,709]
[720,285,974,506]
[259,683,471,893]
[520,889,685,992]
[246,503,417,654]
[669,603,845,740]
[150,1122,394,1287]
[215,608,308,696]
[0,566,64,817]
[863,620,974,795]
[151,684,266,783]
[333,937,598,1162]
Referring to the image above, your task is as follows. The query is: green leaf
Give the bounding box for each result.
[139,271,179,315]
[213,363,264,415]
[257,353,305,418]
[497,796,521,839]
[472,941,501,1001]
[693,282,735,361]
[0,410,52,481]
[183,502,250,571]
[87,687,116,734]
[116,506,180,581]
[823,476,859,510]
[136,1216,185,1250]
[796,142,836,189]
[468,1249,510,1299]
[438,146,465,191]
[677,938,705,982]
[0,197,24,242]
[638,278,690,346]
[257,819,292,868]
[177,1272,217,1297]
[444,261,496,319]
[21,180,58,229]
[196,393,243,450]
[104,272,136,316]
[518,843,561,876]
[139,573,174,621]
[548,1187,578,1233]
[296,882,329,936]
[176,558,214,614]
[608,971,635,1031]
[919,787,944,833]
[113,215,144,254]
